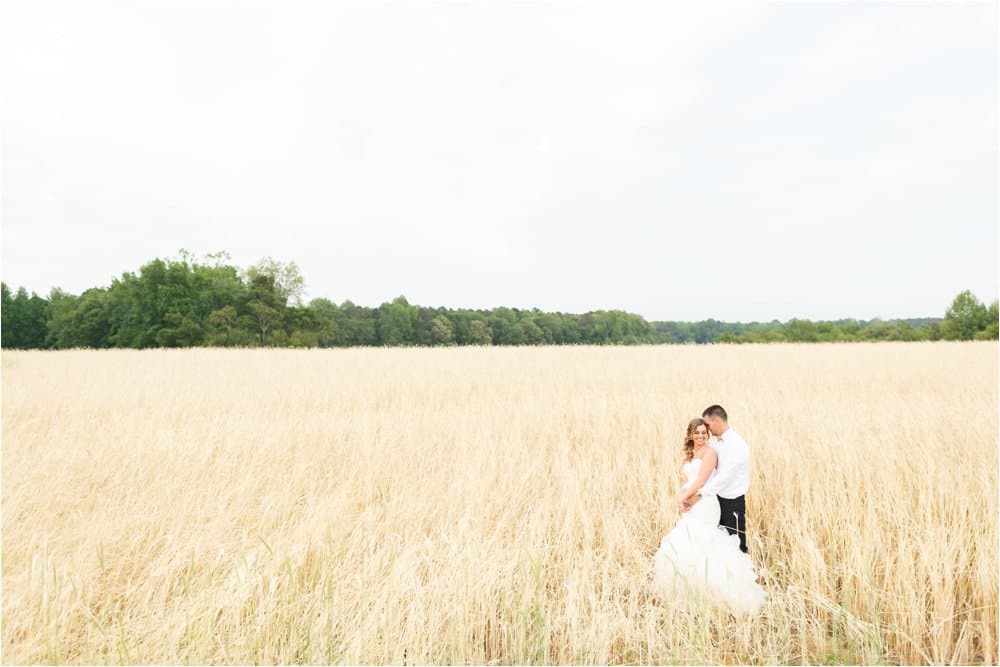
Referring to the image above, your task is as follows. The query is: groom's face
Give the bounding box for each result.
[703,416,723,436]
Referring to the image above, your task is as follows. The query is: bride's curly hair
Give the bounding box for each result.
[683,418,707,462]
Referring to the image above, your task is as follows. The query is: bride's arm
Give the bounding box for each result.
[677,449,719,504]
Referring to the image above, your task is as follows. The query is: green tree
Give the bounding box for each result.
[289,330,319,347]
[244,257,305,307]
[466,319,493,345]
[45,288,79,349]
[816,322,844,342]
[248,300,280,345]
[339,300,377,346]
[514,318,546,345]
[487,307,519,345]
[0,285,49,348]
[785,319,818,342]
[268,329,289,346]
[68,289,111,348]
[427,315,455,346]
[1,283,17,348]
[943,290,989,340]
[207,306,239,345]
[377,296,418,346]
[308,298,342,346]
[0,283,30,348]
[155,312,203,347]
[247,273,285,309]
[975,300,999,340]
[284,306,325,347]
[11,251,988,350]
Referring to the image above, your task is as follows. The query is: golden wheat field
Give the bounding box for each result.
[1,342,997,665]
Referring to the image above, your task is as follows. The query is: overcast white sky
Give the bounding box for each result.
[2,2,997,322]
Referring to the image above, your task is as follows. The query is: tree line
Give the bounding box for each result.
[1,252,996,349]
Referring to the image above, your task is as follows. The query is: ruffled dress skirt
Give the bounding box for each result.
[652,494,765,615]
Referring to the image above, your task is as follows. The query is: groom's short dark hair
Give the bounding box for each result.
[703,405,728,421]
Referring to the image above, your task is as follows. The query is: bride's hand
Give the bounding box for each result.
[677,491,698,512]
[676,495,689,512]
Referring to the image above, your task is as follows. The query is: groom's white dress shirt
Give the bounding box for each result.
[699,428,750,499]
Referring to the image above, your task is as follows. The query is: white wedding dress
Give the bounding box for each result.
[652,457,765,615]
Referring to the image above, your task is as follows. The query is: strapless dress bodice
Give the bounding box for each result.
[682,458,703,487]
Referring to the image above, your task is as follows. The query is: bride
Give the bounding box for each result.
[652,418,765,615]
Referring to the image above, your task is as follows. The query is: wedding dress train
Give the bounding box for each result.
[652,458,765,615]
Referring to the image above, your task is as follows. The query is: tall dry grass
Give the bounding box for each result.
[1,342,996,664]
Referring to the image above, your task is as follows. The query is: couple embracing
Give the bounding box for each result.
[651,405,766,615]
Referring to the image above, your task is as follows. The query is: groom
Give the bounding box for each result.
[684,405,750,554]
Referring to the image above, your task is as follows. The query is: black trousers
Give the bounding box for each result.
[718,495,748,554]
